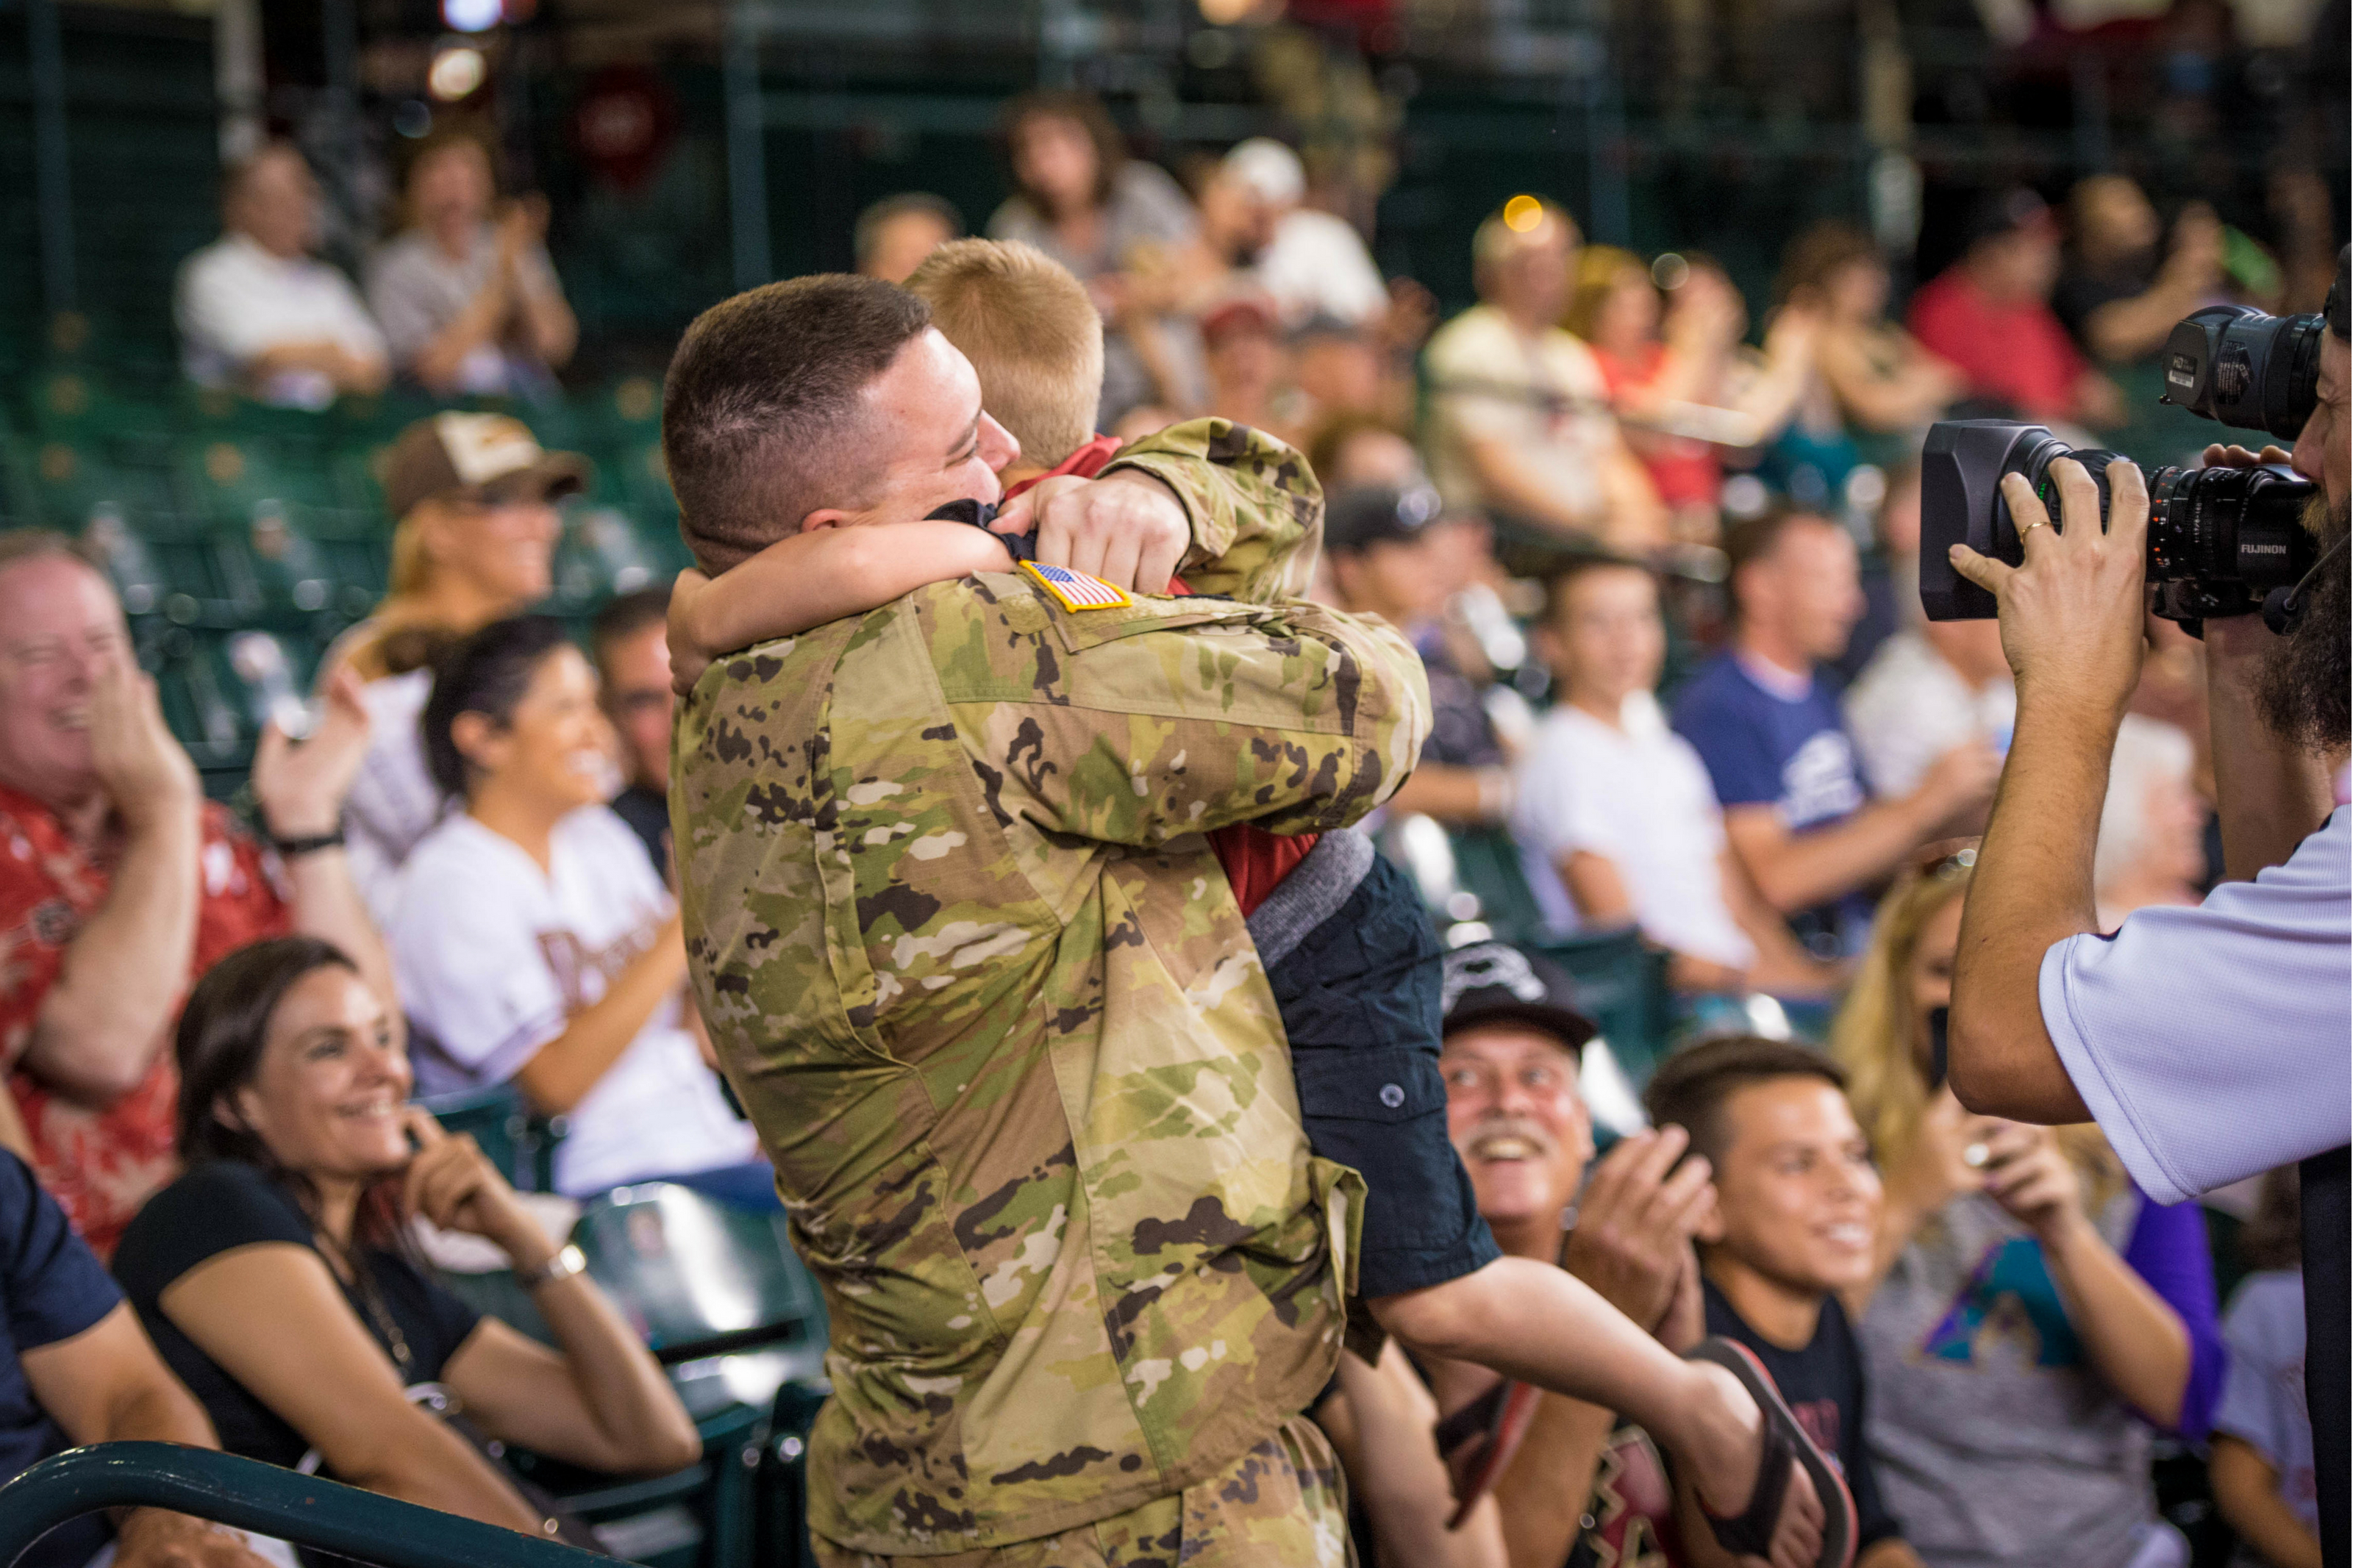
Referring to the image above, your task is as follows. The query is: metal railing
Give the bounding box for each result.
[0,1443,611,1568]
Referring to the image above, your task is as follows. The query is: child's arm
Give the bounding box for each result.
[669,522,1013,692]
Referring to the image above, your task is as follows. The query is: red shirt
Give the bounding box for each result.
[0,787,290,1256]
[1906,268,2085,426]
[1591,341,1722,508]
[1006,438,1317,916]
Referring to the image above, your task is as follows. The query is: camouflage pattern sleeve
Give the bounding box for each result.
[1100,419,1321,604]
[918,573,1429,845]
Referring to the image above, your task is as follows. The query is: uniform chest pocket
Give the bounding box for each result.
[1046,594,1274,656]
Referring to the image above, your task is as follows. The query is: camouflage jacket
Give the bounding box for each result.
[672,421,1429,1553]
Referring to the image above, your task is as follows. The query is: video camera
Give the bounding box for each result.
[1921,290,2338,629]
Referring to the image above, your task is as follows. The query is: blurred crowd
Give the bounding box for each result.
[0,81,2337,1568]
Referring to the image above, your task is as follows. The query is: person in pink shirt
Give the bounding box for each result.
[1907,189,2122,431]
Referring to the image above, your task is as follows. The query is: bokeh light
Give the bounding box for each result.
[427,45,486,101]
[1502,194,1543,232]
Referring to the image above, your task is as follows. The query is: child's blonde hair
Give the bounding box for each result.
[906,239,1104,468]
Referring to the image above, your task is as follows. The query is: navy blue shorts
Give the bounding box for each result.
[1250,831,1502,1300]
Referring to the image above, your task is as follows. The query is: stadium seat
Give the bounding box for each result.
[1530,927,1675,1084]
[174,434,341,527]
[420,1081,566,1194]
[1444,824,1553,943]
[222,498,388,628]
[0,1443,610,1568]
[554,501,669,608]
[4,432,180,537]
[515,1401,767,1568]
[569,1182,826,1367]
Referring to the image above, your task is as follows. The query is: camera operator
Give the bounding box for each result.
[1944,254,2350,1567]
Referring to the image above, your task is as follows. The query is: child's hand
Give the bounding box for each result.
[669,568,715,695]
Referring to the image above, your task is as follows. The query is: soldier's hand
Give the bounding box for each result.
[997,470,1190,594]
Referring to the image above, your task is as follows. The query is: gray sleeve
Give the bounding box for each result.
[1113,162,1201,248]
[365,241,443,363]
[2039,808,2353,1206]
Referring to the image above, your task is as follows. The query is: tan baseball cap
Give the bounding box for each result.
[384,412,590,520]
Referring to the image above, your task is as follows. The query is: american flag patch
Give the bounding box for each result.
[1021,559,1133,612]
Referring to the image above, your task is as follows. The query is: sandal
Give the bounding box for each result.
[1432,1378,1543,1531]
[1686,1337,1857,1568]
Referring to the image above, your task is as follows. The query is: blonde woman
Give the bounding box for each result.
[324,412,583,922]
[1829,847,2223,1568]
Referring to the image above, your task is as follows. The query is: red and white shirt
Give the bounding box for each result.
[0,786,290,1256]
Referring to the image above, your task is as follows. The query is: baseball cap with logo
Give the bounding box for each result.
[384,412,590,521]
[1440,940,1598,1057]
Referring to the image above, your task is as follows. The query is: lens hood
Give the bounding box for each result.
[1919,420,2046,621]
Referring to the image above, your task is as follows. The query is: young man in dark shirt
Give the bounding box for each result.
[1645,1037,1922,1568]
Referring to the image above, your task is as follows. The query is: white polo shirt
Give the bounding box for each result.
[2040,806,2352,1206]
[1512,692,1756,969]
[175,233,386,410]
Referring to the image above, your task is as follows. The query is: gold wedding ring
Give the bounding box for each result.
[2018,519,2052,538]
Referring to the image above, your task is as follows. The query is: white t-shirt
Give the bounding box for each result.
[1424,304,1618,523]
[1843,631,2016,797]
[2040,806,2352,1206]
[342,667,446,930]
[175,233,387,411]
[1253,209,1389,328]
[391,808,759,1197]
[1511,692,1756,968]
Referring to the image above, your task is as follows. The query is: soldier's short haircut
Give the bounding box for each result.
[1640,1035,1849,1169]
[907,240,1103,470]
[663,276,934,574]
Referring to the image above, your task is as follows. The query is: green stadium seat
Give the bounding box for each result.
[4,434,179,535]
[221,499,389,628]
[1530,928,1675,1084]
[332,437,400,520]
[517,1402,766,1568]
[554,502,668,607]
[420,1081,565,1193]
[1444,824,1552,942]
[146,625,254,773]
[569,1183,826,1367]
[174,434,340,527]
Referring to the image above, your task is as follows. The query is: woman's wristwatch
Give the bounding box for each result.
[516,1243,587,1290]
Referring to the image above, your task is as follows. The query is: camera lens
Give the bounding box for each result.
[1918,418,2321,626]
[2162,306,2327,440]
[2146,462,2319,621]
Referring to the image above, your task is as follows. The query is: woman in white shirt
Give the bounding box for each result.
[391,615,768,1203]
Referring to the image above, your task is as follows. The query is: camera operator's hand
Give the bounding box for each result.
[2199,443,2293,473]
[1951,459,2150,724]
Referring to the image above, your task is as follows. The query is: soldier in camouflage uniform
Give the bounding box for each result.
[670,305,1429,1564]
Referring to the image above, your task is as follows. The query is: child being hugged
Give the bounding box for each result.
[667,239,1860,1568]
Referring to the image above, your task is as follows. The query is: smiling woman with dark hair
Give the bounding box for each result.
[391,615,768,1205]
[110,935,699,1540]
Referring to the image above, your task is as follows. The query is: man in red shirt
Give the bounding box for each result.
[0,531,390,1255]
[1908,187,2124,432]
